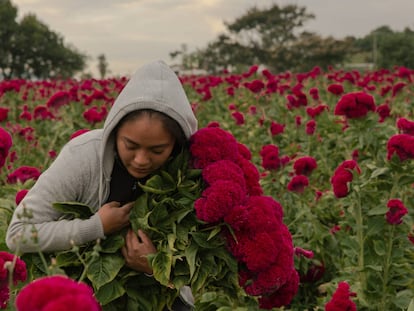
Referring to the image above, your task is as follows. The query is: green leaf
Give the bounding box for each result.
[185,242,198,279]
[52,201,94,219]
[151,251,173,286]
[373,239,386,256]
[87,253,125,290]
[370,167,390,178]
[100,234,125,253]
[95,279,126,306]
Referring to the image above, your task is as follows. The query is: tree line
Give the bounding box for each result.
[2,1,414,79]
[170,4,414,73]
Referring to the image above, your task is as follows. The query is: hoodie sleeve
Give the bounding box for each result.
[6,134,105,253]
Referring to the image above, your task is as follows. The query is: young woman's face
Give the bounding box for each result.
[116,114,176,179]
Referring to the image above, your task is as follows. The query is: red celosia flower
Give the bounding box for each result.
[15,189,29,205]
[397,117,414,136]
[0,127,12,169]
[386,134,414,161]
[287,175,309,193]
[15,275,101,311]
[376,102,391,123]
[325,281,357,311]
[7,166,41,184]
[70,129,90,140]
[306,120,316,135]
[237,143,252,160]
[300,260,325,283]
[334,91,376,118]
[259,145,280,170]
[231,111,245,125]
[331,160,361,198]
[327,83,344,95]
[258,269,299,309]
[83,106,107,124]
[293,156,317,176]
[270,121,285,136]
[0,108,9,122]
[309,87,319,100]
[236,157,263,196]
[46,91,71,110]
[19,105,32,121]
[306,104,328,118]
[202,160,246,191]
[392,82,406,97]
[190,127,239,169]
[244,79,265,93]
[194,180,246,223]
[0,252,27,309]
[294,247,314,258]
[33,105,54,120]
[386,198,408,225]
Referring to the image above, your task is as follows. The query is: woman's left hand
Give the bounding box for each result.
[121,228,157,274]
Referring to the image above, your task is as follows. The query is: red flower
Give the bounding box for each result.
[334,92,376,118]
[7,166,41,184]
[0,108,9,122]
[46,91,71,110]
[202,159,246,191]
[293,156,317,176]
[231,111,245,125]
[294,247,314,258]
[309,87,319,100]
[15,189,29,205]
[386,199,408,225]
[0,127,12,168]
[287,175,309,193]
[306,104,328,118]
[236,157,263,196]
[270,121,285,136]
[194,180,246,223]
[331,160,361,198]
[392,82,406,97]
[325,281,357,311]
[0,252,27,309]
[244,79,265,93]
[33,105,54,120]
[15,275,101,311]
[70,129,90,140]
[83,106,107,124]
[306,120,316,135]
[387,134,414,161]
[259,145,280,170]
[190,127,239,169]
[376,102,391,123]
[397,117,414,136]
[327,83,344,95]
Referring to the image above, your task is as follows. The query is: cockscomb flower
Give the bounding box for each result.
[83,106,107,124]
[0,107,9,122]
[386,199,408,225]
[7,166,41,184]
[386,134,414,161]
[270,121,285,136]
[376,102,391,123]
[287,175,309,193]
[396,117,414,136]
[15,189,29,205]
[293,156,318,176]
[231,111,245,125]
[306,120,316,135]
[259,144,281,170]
[201,159,246,191]
[327,83,344,95]
[331,160,361,198]
[194,180,246,223]
[46,91,71,110]
[0,127,12,169]
[334,91,376,119]
[0,252,27,309]
[190,127,239,169]
[306,104,328,118]
[325,281,357,311]
[15,275,101,311]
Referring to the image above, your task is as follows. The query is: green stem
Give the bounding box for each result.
[380,225,394,311]
[354,190,366,298]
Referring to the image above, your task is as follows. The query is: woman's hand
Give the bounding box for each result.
[121,228,156,274]
[98,201,134,235]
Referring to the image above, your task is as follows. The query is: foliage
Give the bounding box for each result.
[1,64,414,310]
[0,0,87,79]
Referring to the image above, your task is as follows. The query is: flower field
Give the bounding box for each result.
[1,64,414,310]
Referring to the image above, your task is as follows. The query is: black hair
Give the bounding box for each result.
[115,109,187,155]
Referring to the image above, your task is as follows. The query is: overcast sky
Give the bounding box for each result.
[11,0,414,77]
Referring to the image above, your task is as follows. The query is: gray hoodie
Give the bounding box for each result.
[6,60,198,253]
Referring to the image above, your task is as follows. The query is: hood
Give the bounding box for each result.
[99,60,198,200]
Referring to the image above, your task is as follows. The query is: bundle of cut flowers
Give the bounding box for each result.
[21,125,298,311]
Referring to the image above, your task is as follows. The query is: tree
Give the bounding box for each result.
[0,1,87,79]
[0,0,18,78]
[97,54,109,79]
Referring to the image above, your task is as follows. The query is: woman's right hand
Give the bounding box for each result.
[98,201,134,235]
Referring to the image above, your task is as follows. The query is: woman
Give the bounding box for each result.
[6,60,197,310]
